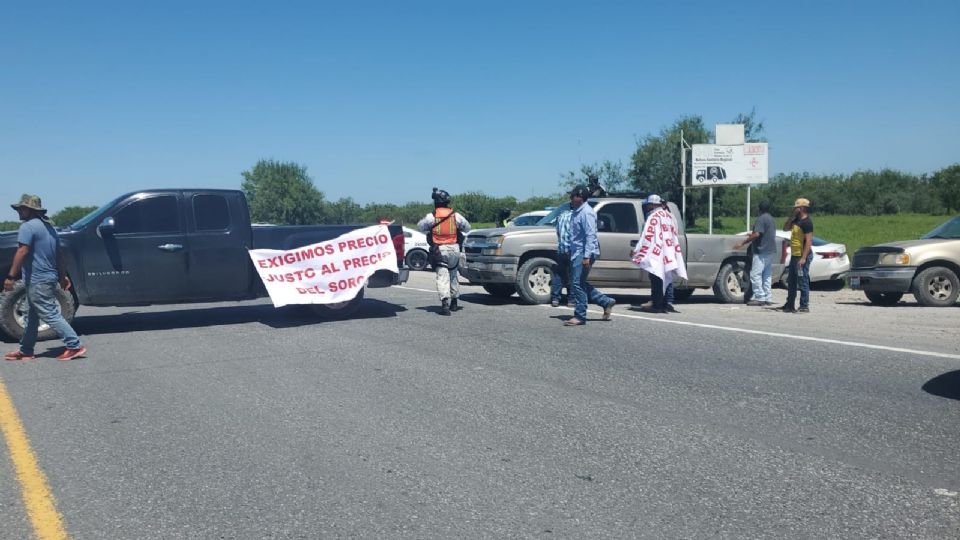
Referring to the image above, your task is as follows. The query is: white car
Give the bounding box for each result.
[507,210,550,227]
[738,230,849,283]
[402,227,431,270]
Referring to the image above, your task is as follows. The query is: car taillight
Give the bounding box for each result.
[392,232,405,265]
[819,251,841,259]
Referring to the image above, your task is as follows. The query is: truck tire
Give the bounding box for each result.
[482,284,516,298]
[307,288,364,319]
[672,288,696,302]
[712,261,746,304]
[515,257,554,305]
[864,291,903,306]
[0,281,77,342]
[405,249,429,271]
[911,266,959,307]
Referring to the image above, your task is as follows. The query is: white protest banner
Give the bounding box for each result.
[248,224,397,307]
[631,208,687,291]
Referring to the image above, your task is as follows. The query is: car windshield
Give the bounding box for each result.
[68,195,125,230]
[921,216,960,239]
[535,201,596,226]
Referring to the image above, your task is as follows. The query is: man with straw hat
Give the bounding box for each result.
[4,194,87,361]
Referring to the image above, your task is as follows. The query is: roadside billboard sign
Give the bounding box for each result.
[691,143,768,186]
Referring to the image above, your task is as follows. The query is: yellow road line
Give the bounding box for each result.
[0,376,69,540]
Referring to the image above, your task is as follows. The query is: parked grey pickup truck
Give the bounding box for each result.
[462,193,779,304]
[847,215,960,306]
[0,189,410,341]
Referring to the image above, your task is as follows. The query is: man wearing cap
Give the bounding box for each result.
[564,185,615,326]
[4,194,86,361]
[634,194,686,314]
[781,198,814,313]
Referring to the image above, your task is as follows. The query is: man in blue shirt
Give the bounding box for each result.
[4,194,86,361]
[564,186,615,326]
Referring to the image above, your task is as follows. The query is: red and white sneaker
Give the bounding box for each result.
[4,350,36,361]
[56,347,87,361]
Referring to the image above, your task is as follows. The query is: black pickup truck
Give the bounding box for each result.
[0,189,409,340]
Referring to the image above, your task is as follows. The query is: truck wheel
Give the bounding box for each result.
[911,266,959,307]
[307,288,364,319]
[515,257,554,305]
[482,284,516,298]
[672,288,696,302]
[0,281,77,342]
[405,249,429,271]
[864,291,903,306]
[712,261,746,304]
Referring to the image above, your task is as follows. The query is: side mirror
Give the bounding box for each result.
[97,217,116,238]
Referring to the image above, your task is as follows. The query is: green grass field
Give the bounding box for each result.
[687,213,954,254]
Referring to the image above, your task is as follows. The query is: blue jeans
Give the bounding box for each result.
[550,253,571,302]
[785,253,813,309]
[569,253,613,323]
[750,252,773,302]
[20,281,81,355]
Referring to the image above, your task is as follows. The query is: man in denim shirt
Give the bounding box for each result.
[564,186,615,326]
[4,194,86,361]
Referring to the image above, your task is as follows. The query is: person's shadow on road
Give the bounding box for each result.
[922,370,960,401]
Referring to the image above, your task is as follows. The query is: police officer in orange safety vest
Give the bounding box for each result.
[417,188,471,315]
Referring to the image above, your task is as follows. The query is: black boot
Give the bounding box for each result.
[450,298,460,311]
[440,299,451,315]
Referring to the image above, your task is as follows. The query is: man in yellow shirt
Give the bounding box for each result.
[781,198,814,313]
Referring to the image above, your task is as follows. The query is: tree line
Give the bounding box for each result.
[3,112,957,231]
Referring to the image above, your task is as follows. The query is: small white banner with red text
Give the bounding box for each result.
[248,225,397,307]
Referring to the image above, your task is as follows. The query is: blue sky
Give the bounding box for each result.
[2,1,958,214]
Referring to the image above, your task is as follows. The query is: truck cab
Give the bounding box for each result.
[463,193,759,304]
[0,189,408,340]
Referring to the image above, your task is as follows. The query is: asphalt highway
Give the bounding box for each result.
[1,272,958,539]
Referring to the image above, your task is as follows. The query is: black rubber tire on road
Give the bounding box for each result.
[515,257,554,305]
[911,266,960,307]
[482,283,516,298]
[405,249,429,271]
[712,261,746,304]
[307,288,365,319]
[864,291,903,306]
[0,280,77,342]
[672,288,696,302]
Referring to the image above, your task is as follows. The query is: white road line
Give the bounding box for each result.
[397,285,437,294]
[545,305,960,361]
[396,285,960,361]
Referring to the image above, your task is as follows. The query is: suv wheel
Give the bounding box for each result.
[405,249,429,271]
[515,257,554,304]
[712,261,746,304]
[912,266,959,307]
